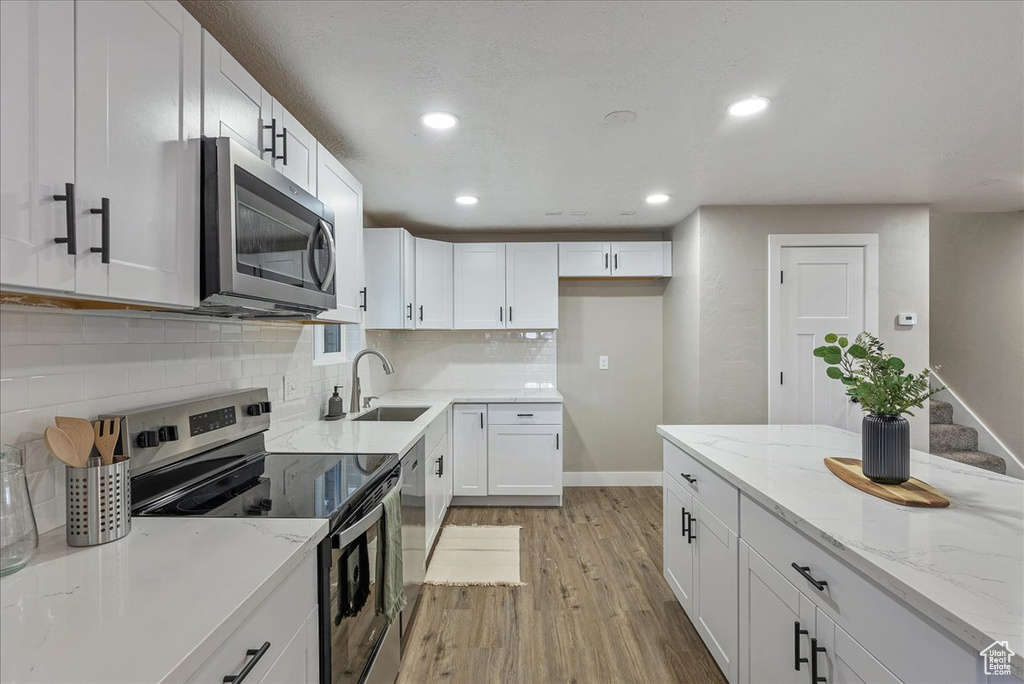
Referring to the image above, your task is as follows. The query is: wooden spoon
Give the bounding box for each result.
[44,426,83,468]
[55,416,95,466]
[93,418,121,466]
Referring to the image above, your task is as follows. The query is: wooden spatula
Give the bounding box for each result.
[44,426,83,469]
[93,418,120,466]
[55,416,95,466]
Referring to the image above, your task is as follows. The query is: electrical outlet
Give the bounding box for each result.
[599,355,609,370]
[283,372,301,401]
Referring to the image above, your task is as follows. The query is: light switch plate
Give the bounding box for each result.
[599,356,609,370]
[283,372,301,401]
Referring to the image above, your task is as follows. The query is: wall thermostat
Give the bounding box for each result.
[898,313,918,326]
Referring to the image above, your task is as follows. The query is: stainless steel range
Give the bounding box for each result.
[106,390,402,684]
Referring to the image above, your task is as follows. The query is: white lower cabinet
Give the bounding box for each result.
[817,609,901,684]
[424,408,450,555]
[662,474,695,614]
[693,500,739,683]
[186,553,318,684]
[453,404,488,496]
[487,423,562,496]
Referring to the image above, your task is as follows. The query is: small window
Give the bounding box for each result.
[313,323,363,366]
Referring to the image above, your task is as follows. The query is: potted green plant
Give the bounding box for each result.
[813,332,943,484]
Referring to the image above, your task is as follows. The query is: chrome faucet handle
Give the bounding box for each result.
[363,396,379,409]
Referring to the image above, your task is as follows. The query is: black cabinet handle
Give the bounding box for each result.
[89,198,110,264]
[52,182,76,254]
[680,473,696,485]
[359,287,367,311]
[262,118,277,158]
[223,641,271,683]
[499,306,503,323]
[810,638,826,683]
[277,126,287,163]
[419,305,424,322]
[614,253,618,270]
[687,513,696,543]
[406,303,412,320]
[604,252,609,270]
[681,507,688,537]
[435,455,443,477]
[556,432,559,449]
[792,563,828,591]
[508,306,513,323]
[516,413,534,418]
[794,621,809,671]
[480,412,484,429]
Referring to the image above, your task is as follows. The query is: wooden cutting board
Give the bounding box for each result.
[823,457,950,508]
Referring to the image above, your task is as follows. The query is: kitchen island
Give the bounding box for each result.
[657,423,1023,684]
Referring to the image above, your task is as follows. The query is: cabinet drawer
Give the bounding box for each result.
[663,441,739,534]
[425,406,449,453]
[740,495,976,684]
[488,403,562,425]
[186,555,317,683]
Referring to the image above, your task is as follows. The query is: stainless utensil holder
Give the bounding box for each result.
[66,456,131,547]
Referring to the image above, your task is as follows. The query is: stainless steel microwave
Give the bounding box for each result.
[199,137,336,317]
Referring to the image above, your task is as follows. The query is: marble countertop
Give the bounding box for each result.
[0,517,328,684]
[267,388,563,457]
[657,424,1023,678]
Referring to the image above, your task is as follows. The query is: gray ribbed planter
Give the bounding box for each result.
[862,414,910,485]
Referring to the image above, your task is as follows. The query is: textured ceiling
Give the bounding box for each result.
[182,0,1024,233]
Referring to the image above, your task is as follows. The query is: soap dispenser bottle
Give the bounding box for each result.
[325,385,346,421]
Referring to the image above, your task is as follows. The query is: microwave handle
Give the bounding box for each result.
[307,219,337,292]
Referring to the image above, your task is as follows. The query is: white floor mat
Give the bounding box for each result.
[423,525,525,586]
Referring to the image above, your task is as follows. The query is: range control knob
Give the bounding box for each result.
[136,430,160,448]
[260,401,272,414]
[158,425,179,442]
[247,403,264,416]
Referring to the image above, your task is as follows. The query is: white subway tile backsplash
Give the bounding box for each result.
[29,373,84,408]
[115,343,151,366]
[151,343,184,365]
[128,366,166,392]
[163,319,196,342]
[0,377,29,411]
[1,344,64,377]
[27,312,83,344]
[128,317,163,342]
[84,369,129,400]
[0,312,27,345]
[83,314,129,343]
[64,343,112,371]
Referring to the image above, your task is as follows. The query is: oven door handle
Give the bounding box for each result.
[337,503,384,548]
[306,218,336,292]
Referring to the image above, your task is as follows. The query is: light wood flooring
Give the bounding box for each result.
[397,487,727,684]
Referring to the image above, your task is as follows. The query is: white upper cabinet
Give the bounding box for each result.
[363,228,417,329]
[611,241,672,277]
[414,238,454,329]
[201,30,266,157]
[454,243,506,329]
[402,231,416,330]
[505,242,558,329]
[558,241,611,277]
[75,0,201,307]
[264,96,317,193]
[559,241,672,278]
[0,0,76,293]
[315,144,363,324]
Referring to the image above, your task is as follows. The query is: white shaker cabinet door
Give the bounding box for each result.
[453,404,488,496]
[402,230,417,329]
[0,0,76,292]
[454,243,506,329]
[663,473,696,615]
[611,242,669,277]
[201,30,266,157]
[363,228,406,329]
[266,98,317,193]
[487,424,562,496]
[75,0,201,307]
[414,238,454,329]
[694,500,740,684]
[558,242,610,277]
[315,145,363,324]
[815,609,902,684]
[505,242,558,329]
[738,541,816,684]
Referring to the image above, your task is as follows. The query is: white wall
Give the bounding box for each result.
[558,280,665,474]
[664,205,932,450]
[662,209,701,424]
[930,211,1023,458]
[0,308,362,533]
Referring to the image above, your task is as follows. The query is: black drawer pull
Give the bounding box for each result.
[810,637,827,683]
[516,413,534,418]
[792,563,828,591]
[681,507,687,537]
[687,513,696,543]
[680,473,696,484]
[419,305,424,322]
[223,641,271,683]
[794,621,809,671]
[480,412,484,429]
[89,198,110,264]
[407,303,412,320]
[360,287,367,311]
[53,182,76,254]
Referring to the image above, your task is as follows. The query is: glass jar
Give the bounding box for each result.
[0,444,39,576]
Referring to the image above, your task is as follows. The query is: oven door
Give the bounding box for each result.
[321,502,400,684]
[202,137,336,312]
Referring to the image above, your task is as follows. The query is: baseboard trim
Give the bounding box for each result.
[562,471,662,487]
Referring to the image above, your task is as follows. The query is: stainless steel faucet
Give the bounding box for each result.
[350,349,395,414]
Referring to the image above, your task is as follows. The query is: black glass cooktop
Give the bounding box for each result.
[132,433,398,529]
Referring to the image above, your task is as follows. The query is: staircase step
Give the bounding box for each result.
[930,423,978,452]
[929,399,953,425]
[931,450,1006,475]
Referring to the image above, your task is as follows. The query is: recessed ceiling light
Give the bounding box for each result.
[727,96,770,117]
[645,194,670,204]
[421,112,459,129]
[455,195,478,205]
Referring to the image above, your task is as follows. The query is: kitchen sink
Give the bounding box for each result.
[351,406,430,422]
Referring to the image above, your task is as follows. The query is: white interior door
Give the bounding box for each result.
[773,245,866,429]
[0,0,76,293]
[454,244,506,329]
